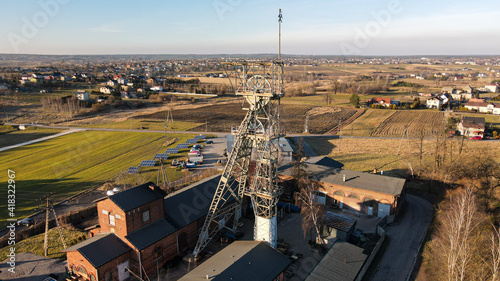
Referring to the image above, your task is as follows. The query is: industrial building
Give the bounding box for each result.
[179,241,291,281]
[279,157,406,223]
[64,175,226,280]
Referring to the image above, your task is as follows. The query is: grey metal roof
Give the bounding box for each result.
[279,157,405,196]
[306,156,344,169]
[322,211,356,233]
[179,241,291,281]
[64,233,131,268]
[306,242,368,281]
[109,182,166,212]
[125,217,177,250]
[164,174,235,228]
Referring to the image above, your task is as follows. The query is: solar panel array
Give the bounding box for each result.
[195,135,206,139]
[166,148,179,154]
[154,153,170,160]
[127,167,139,174]
[140,160,157,167]
[186,138,198,144]
[176,143,189,149]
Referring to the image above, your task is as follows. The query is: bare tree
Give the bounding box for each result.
[490,225,500,281]
[297,177,325,244]
[435,187,478,281]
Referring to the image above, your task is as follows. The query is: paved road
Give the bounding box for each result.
[0,128,85,152]
[371,194,433,281]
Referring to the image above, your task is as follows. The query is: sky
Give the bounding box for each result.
[1,0,500,56]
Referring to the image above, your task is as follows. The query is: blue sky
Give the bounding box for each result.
[1,0,499,55]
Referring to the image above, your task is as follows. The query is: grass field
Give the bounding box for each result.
[0,227,86,260]
[0,126,62,148]
[342,109,395,136]
[0,131,199,224]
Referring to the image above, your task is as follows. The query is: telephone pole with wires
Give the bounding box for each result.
[38,193,67,256]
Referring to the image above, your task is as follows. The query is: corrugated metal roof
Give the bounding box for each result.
[179,241,291,281]
[323,211,356,233]
[64,233,131,268]
[164,174,235,228]
[279,157,405,196]
[109,182,165,212]
[125,218,177,250]
[306,242,368,281]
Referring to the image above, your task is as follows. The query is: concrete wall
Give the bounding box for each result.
[356,225,386,281]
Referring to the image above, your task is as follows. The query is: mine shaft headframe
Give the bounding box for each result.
[224,60,284,102]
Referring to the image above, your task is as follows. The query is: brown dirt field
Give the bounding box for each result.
[135,103,357,134]
[370,110,444,137]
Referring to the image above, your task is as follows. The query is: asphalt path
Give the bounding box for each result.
[0,128,85,152]
[371,194,433,281]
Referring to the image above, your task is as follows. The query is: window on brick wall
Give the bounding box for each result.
[104,271,112,281]
[142,210,150,222]
[109,214,115,226]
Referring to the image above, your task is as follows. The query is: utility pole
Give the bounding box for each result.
[338,120,342,152]
[43,195,50,256]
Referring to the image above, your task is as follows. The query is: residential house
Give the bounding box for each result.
[457,116,486,137]
[464,101,500,114]
[179,241,291,281]
[370,97,398,108]
[107,80,117,87]
[485,85,498,93]
[441,86,456,94]
[65,175,228,280]
[279,157,406,223]
[462,85,474,94]
[150,86,163,92]
[426,94,449,109]
[100,86,113,94]
[75,90,89,101]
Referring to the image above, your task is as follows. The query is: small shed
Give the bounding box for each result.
[321,211,357,242]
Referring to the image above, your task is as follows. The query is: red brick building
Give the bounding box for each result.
[279,157,406,223]
[65,175,224,280]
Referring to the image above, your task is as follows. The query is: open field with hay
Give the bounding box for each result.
[304,136,500,176]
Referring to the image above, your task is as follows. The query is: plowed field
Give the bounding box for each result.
[136,103,357,134]
[370,111,444,137]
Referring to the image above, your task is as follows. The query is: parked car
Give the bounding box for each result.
[190,147,200,153]
[470,136,482,140]
[17,218,34,226]
[185,161,197,168]
[193,144,204,149]
[171,159,179,166]
[206,140,214,144]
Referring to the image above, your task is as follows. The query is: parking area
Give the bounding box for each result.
[190,136,226,170]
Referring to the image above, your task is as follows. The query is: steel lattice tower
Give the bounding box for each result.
[192,10,284,257]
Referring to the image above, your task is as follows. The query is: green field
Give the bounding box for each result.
[0,126,62,148]
[0,131,199,225]
[0,227,86,260]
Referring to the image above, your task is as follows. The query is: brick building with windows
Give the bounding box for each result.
[64,175,225,280]
[279,157,406,223]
